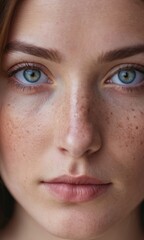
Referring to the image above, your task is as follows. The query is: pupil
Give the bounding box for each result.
[31,72,35,78]
[123,72,128,79]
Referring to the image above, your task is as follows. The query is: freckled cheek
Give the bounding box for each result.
[0,121,30,180]
[102,114,144,193]
[108,113,144,170]
[0,107,56,177]
[117,114,144,148]
[99,102,144,156]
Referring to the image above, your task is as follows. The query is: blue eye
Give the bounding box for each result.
[23,69,41,83]
[118,69,136,84]
[13,68,49,86]
[111,68,144,86]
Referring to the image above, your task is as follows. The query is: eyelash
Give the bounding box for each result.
[105,63,144,92]
[7,62,144,94]
[7,62,53,93]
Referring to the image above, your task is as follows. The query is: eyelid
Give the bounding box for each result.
[6,62,55,94]
[7,62,53,80]
[104,63,144,84]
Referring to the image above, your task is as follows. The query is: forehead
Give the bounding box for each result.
[11,0,144,27]
[8,0,144,59]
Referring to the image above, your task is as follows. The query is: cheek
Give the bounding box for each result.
[96,105,144,205]
[0,99,54,181]
[104,108,144,186]
[100,93,144,157]
[114,110,144,157]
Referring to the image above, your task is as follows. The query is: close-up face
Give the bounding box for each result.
[1,0,144,239]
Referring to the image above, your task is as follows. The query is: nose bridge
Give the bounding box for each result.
[57,79,101,158]
[68,83,91,135]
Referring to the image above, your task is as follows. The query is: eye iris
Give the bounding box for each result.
[118,69,136,84]
[23,69,41,82]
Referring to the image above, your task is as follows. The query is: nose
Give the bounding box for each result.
[56,86,102,159]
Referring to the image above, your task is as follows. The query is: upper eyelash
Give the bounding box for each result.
[8,62,144,78]
[6,62,54,94]
[7,62,48,77]
[114,63,144,75]
[105,63,144,84]
[7,62,144,93]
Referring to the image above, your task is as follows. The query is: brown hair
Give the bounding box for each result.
[0,0,18,228]
[0,0,18,63]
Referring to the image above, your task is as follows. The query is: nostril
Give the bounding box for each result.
[59,147,68,154]
[85,146,100,156]
[58,136,101,158]
[86,149,94,156]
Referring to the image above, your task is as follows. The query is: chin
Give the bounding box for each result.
[35,207,120,240]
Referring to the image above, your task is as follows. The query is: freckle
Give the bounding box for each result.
[140,111,144,115]
[105,117,109,124]
[140,141,143,145]
[131,108,135,112]
[10,130,13,135]
[110,112,113,115]
[118,123,123,128]
[127,117,129,120]
[133,115,136,119]
[130,137,135,143]
[13,147,16,152]
[136,126,139,130]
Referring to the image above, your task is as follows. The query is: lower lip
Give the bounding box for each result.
[42,182,111,203]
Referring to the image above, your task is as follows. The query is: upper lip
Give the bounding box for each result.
[42,175,110,185]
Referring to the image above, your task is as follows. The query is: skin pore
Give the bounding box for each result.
[1,0,144,239]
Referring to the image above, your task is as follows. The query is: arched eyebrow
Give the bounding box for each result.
[5,41,63,63]
[4,41,144,64]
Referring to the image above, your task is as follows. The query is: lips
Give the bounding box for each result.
[46,175,106,184]
[41,175,111,203]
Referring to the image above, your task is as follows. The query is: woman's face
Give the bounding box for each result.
[1,0,144,239]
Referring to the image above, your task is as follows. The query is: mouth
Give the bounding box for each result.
[40,175,111,203]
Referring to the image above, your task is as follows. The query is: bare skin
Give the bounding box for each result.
[1,0,144,239]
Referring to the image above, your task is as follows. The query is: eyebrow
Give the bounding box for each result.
[98,44,144,62]
[5,41,62,63]
[4,41,144,64]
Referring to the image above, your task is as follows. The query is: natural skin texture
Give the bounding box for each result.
[1,0,144,239]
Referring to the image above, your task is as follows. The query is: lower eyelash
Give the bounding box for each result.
[121,83,144,92]
[7,62,144,95]
[110,80,144,94]
[7,78,48,94]
[105,64,144,89]
[7,62,54,94]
